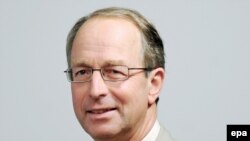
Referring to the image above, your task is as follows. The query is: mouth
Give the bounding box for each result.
[87,108,117,114]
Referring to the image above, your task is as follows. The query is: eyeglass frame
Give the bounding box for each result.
[64,65,154,83]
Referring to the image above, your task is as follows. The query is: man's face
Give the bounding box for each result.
[70,17,151,140]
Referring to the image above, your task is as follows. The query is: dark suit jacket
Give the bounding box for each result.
[156,125,175,141]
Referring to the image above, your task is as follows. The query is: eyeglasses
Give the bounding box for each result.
[64,65,152,83]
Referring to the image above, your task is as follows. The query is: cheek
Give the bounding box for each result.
[111,82,149,124]
[111,78,149,108]
[71,85,86,112]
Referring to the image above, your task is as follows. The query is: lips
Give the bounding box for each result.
[87,108,117,114]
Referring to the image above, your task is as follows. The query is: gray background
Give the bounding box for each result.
[1,0,250,141]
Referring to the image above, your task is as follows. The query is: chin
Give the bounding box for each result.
[88,128,120,140]
[85,123,126,140]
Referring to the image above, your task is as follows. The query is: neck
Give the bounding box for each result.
[129,104,157,141]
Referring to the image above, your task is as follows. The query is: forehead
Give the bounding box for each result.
[75,17,141,47]
[71,17,143,67]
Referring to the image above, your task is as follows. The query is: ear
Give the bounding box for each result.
[148,67,165,105]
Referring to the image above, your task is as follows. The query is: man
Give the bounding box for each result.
[64,7,174,141]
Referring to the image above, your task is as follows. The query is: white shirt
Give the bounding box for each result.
[142,120,160,141]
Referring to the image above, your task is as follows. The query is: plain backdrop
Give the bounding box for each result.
[0,0,250,141]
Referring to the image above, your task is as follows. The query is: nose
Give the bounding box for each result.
[89,70,108,99]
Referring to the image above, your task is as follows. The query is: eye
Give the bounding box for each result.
[103,66,127,80]
[75,70,85,76]
[104,68,123,75]
[111,69,121,74]
[74,68,91,77]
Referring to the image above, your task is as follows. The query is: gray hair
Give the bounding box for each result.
[66,7,165,70]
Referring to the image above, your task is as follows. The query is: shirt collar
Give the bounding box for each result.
[142,120,160,141]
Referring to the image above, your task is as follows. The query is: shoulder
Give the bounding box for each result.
[156,124,175,141]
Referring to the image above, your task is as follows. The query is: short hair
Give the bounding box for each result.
[66,7,165,103]
[66,7,165,69]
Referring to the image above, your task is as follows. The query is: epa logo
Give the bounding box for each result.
[231,131,247,138]
[227,125,250,141]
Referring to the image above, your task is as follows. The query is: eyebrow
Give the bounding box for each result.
[71,59,126,68]
[104,60,126,66]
